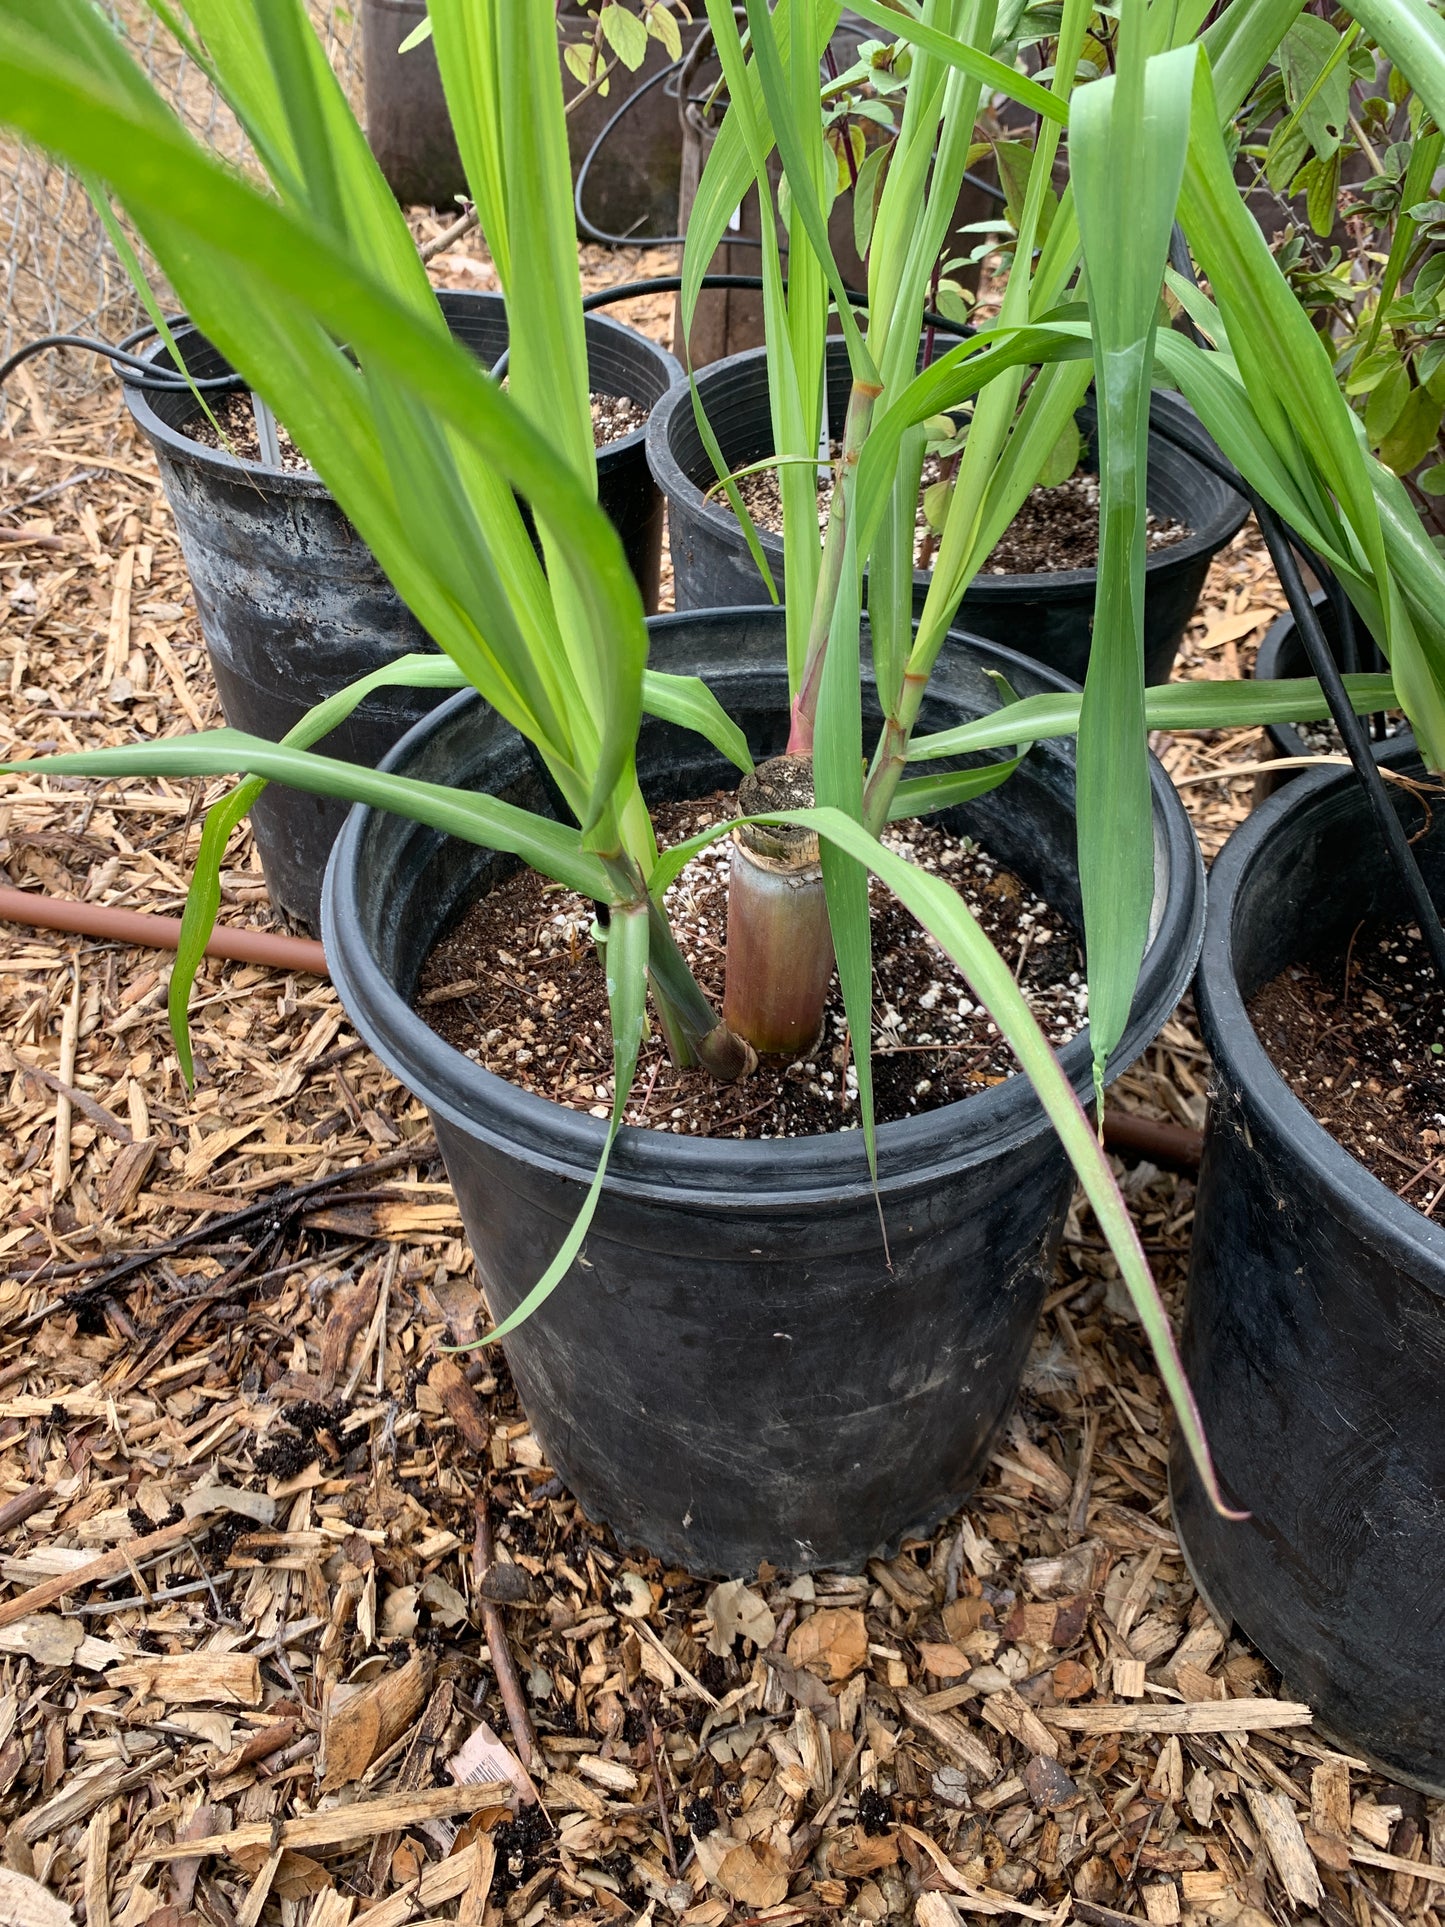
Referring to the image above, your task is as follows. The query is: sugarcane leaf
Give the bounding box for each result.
[467,897,650,1346]
[0,731,612,900]
[1071,25,1196,1098]
[0,7,650,837]
[1180,48,1445,770]
[480,2,593,486]
[166,652,468,1083]
[842,0,1069,123]
[642,798,1234,1515]
[1337,0,1445,135]
[1200,0,1307,121]
[642,672,755,774]
[427,0,510,287]
[691,0,816,666]
[169,779,262,1090]
[854,320,1096,566]
[741,0,876,383]
[904,671,1400,759]
[813,463,877,1181]
[886,754,1027,818]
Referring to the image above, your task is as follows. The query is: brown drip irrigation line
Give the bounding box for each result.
[0,884,326,975]
[1101,1108,1204,1173]
[0,887,1203,1167]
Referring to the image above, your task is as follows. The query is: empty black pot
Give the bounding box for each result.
[323,606,1203,1575]
[1252,591,1402,795]
[647,344,1248,684]
[126,292,679,932]
[1172,744,1445,1794]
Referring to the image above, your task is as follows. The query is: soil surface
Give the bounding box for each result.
[1291,711,1404,756]
[983,470,1189,575]
[185,386,648,467]
[417,791,1086,1138]
[734,455,1191,574]
[1251,915,1445,1207]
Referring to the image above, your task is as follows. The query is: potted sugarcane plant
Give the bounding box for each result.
[1241,35,1439,773]
[119,0,680,933]
[646,3,1251,686]
[5,0,1445,1595]
[1162,0,1445,1796]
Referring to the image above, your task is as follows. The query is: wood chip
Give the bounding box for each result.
[0,1514,211,1629]
[0,1872,73,1927]
[140,1781,511,1861]
[899,1687,998,1780]
[1245,1789,1324,1908]
[108,1652,262,1706]
[1043,1699,1312,1735]
[318,1651,432,1788]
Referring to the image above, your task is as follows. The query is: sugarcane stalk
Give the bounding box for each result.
[722,756,835,1057]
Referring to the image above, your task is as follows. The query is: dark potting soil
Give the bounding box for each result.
[733,456,1191,575]
[184,387,648,468]
[1250,917,1445,1208]
[415,791,1086,1139]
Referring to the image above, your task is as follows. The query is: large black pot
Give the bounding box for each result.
[1172,745,1445,1794]
[126,292,679,933]
[323,607,1204,1575]
[1252,591,1402,796]
[647,345,1248,684]
[361,0,466,208]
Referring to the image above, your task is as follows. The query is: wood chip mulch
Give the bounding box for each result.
[0,233,1439,1927]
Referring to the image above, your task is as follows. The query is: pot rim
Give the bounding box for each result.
[1254,592,1409,763]
[1196,748,1445,1287]
[1253,594,1324,762]
[124,292,682,498]
[645,346,1249,595]
[323,608,1204,1209]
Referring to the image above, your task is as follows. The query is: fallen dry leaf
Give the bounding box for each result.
[704,1578,776,1656]
[714,1837,790,1909]
[919,1640,971,1679]
[787,1606,868,1683]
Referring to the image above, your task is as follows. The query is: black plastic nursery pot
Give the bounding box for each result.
[323,607,1204,1575]
[361,0,466,209]
[647,343,1248,685]
[1252,590,1402,794]
[1172,745,1445,1794]
[125,292,679,933]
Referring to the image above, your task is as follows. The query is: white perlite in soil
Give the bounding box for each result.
[420,798,1088,1140]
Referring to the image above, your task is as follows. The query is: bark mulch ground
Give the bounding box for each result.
[0,229,1438,1927]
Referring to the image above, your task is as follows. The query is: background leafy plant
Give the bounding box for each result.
[1234,10,1445,534]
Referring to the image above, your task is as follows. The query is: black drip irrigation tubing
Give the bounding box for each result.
[488,273,970,379]
[2,278,970,397]
[573,41,1005,251]
[0,318,244,396]
[581,272,967,338]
